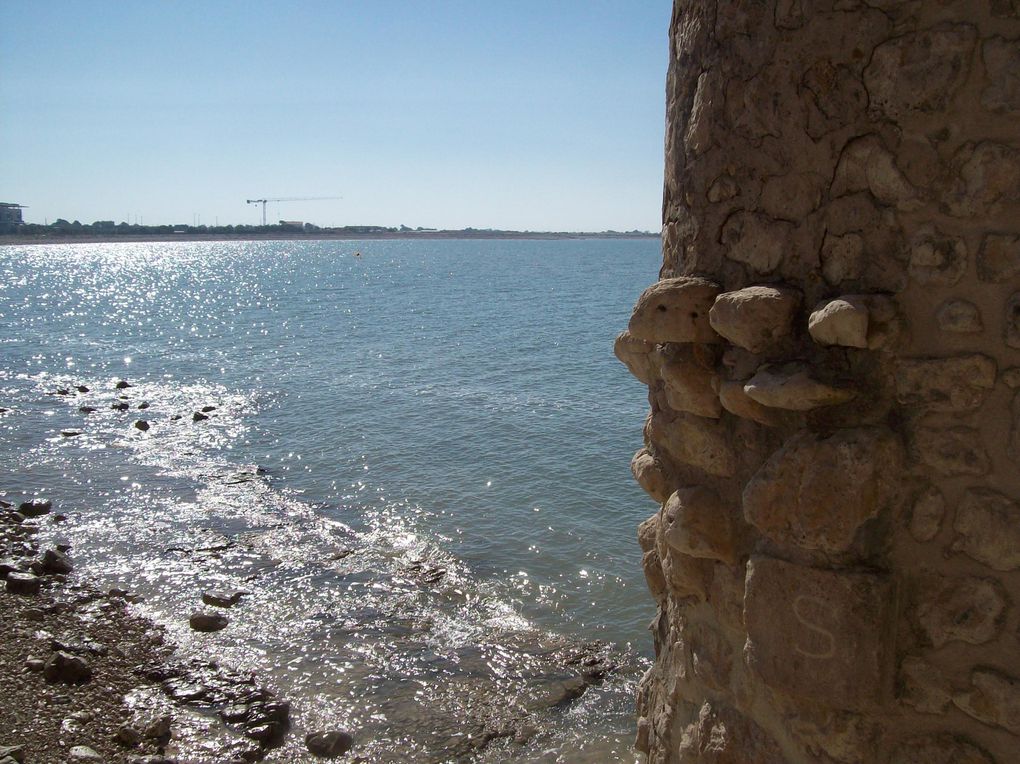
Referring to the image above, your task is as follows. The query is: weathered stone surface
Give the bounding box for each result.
[743,363,855,411]
[808,297,869,348]
[952,488,1020,570]
[785,709,877,764]
[819,232,865,286]
[743,428,902,554]
[707,174,738,204]
[676,702,785,763]
[887,733,995,764]
[708,286,800,354]
[661,487,740,565]
[982,36,1020,113]
[937,300,983,334]
[900,657,952,714]
[614,331,658,385]
[908,487,945,543]
[687,621,733,691]
[648,411,736,477]
[641,549,667,603]
[831,135,920,211]
[659,345,721,418]
[631,448,671,503]
[978,233,1020,283]
[761,173,824,221]
[684,71,720,155]
[628,278,722,344]
[910,424,990,476]
[717,380,779,426]
[953,669,1020,734]
[946,141,1020,217]
[720,212,793,274]
[908,227,968,286]
[658,545,710,602]
[744,557,894,710]
[638,511,659,554]
[916,575,1007,647]
[895,355,996,413]
[864,25,977,119]
[1006,292,1020,349]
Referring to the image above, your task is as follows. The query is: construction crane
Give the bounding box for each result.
[245,196,340,226]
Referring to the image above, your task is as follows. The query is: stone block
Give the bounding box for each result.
[916,575,1006,647]
[953,669,1020,734]
[946,141,1020,217]
[977,233,1020,283]
[638,511,659,553]
[648,410,737,477]
[936,300,982,333]
[1006,292,1020,349]
[613,331,658,384]
[708,285,801,353]
[641,549,667,603]
[910,424,990,476]
[743,427,902,554]
[628,278,722,344]
[808,297,869,348]
[982,36,1020,114]
[887,733,994,764]
[743,557,895,710]
[661,487,740,565]
[820,232,865,286]
[658,546,710,602]
[659,345,721,418]
[830,135,920,211]
[761,172,824,221]
[952,487,1020,570]
[717,380,780,426]
[908,487,944,543]
[743,363,855,412]
[900,656,952,714]
[908,227,968,286]
[720,212,792,274]
[895,354,996,413]
[631,448,671,503]
[687,621,733,692]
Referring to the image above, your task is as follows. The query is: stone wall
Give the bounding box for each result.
[617,1,1020,761]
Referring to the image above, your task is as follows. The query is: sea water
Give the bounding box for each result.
[0,238,660,762]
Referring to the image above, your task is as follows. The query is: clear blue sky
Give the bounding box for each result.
[0,1,671,231]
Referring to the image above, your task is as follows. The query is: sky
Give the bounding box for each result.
[0,1,672,232]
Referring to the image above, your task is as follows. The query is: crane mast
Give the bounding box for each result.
[245,196,340,226]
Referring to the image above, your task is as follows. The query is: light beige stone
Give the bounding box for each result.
[743,363,855,411]
[661,487,740,565]
[888,734,995,764]
[952,488,1020,571]
[717,380,780,426]
[628,277,722,344]
[910,424,990,476]
[820,232,865,285]
[808,297,869,348]
[658,545,710,602]
[977,233,1020,283]
[742,427,902,554]
[659,345,721,418]
[936,300,983,333]
[708,285,800,354]
[916,575,1007,647]
[720,212,793,274]
[761,172,824,221]
[900,657,952,714]
[613,330,658,384]
[895,354,997,413]
[830,134,920,211]
[687,622,733,692]
[648,410,737,477]
[743,557,895,710]
[677,702,786,763]
[631,448,672,503]
[908,487,945,543]
[641,549,667,603]
[953,669,1020,735]
[638,511,659,553]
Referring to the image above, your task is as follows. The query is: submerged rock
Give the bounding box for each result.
[306,730,353,758]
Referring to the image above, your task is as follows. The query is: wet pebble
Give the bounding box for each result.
[78,406,96,414]
[115,380,132,389]
[192,412,209,422]
[202,589,246,608]
[189,611,229,632]
[60,430,82,438]
[44,651,93,685]
[68,745,102,761]
[116,723,142,747]
[169,414,182,421]
[134,420,150,432]
[305,730,353,758]
[25,656,45,671]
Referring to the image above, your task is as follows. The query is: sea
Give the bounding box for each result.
[0,238,660,762]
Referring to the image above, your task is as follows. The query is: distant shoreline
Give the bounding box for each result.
[0,231,660,247]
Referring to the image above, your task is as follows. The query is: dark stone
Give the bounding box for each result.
[202,589,246,608]
[111,402,130,411]
[116,380,132,389]
[305,730,354,758]
[192,412,209,422]
[41,548,72,574]
[5,572,41,595]
[44,650,92,685]
[78,406,96,414]
[138,401,150,409]
[76,385,89,393]
[19,499,52,517]
[0,745,25,763]
[201,405,217,412]
[60,430,81,437]
[189,611,229,632]
[170,414,182,421]
[134,420,150,431]
[0,560,19,579]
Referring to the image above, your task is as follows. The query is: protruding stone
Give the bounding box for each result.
[41,548,72,575]
[895,354,996,413]
[613,331,658,385]
[661,487,740,565]
[830,135,920,211]
[743,557,894,710]
[677,702,785,762]
[908,487,945,542]
[952,487,1020,570]
[1006,292,1020,349]
[708,285,800,353]
[820,232,864,286]
[627,278,722,344]
[910,424,990,476]
[717,380,780,426]
[888,733,995,764]
[630,449,671,503]
[647,410,736,477]
[720,212,793,274]
[743,363,855,411]
[658,345,721,418]
[305,730,354,758]
[743,428,902,553]
[808,297,868,348]
[953,669,1020,734]
[978,233,1020,282]
[937,299,983,333]
[982,36,1020,113]
[916,575,1007,647]
[44,650,92,684]
[900,657,952,714]
[5,572,41,595]
[864,25,977,119]
[908,227,968,285]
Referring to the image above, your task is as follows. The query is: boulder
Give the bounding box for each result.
[808,297,869,348]
[202,590,246,608]
[44,650,92,684]
[708,286,800,353]
[5,572,41,595]
[192,412,209,422]
[305,730,354,758]
[658,345,720,418]
[18,499,51,517]
[115,380,132,389]
[717,380,780,426]
[627,277,722,344]
[743,363,855,411]
[189,611,229,632]
[41,548,72,574]
[613,331,658,384]
[648,411,736,477]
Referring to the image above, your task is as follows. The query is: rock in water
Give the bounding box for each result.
[202,589,246,608]
[305,730,354,758]
[41,548,72,574]
[115,379,132,389]
[19,499,52,517]
[189,611,229,632]
[44,651,92,684]
[134,420,150,431]
[192,412,209,422]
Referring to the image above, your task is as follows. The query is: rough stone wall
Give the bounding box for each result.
[616,1,1020,762]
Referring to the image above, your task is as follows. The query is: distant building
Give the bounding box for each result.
[0,202,25,225]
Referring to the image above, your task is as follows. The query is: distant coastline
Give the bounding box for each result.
[0,229,659,247]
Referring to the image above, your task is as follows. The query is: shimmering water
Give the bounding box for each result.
[0,238,659,761]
